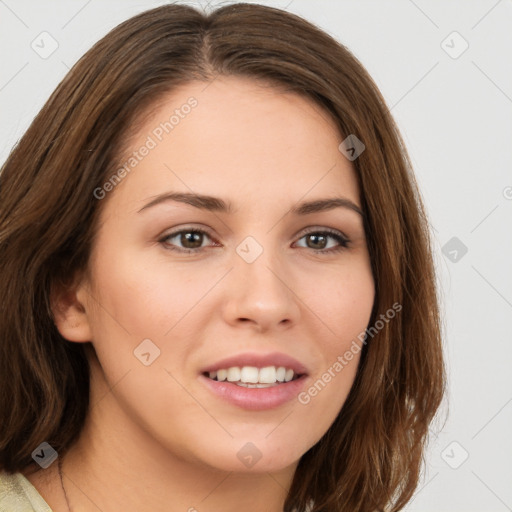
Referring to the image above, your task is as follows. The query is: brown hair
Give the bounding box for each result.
[0,3,445,511]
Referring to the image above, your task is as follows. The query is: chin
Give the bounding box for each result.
[189,436,306,474]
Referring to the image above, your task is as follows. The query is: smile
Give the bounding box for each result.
[204,365,302,387]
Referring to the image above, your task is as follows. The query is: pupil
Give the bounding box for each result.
[308,234,326,249]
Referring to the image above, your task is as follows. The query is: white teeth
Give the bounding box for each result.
[240,366,259,383]
[206,365,300,384]
[227,367,241,382]
[258,366,276,383]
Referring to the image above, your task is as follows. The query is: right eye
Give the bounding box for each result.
[159,228,219,254]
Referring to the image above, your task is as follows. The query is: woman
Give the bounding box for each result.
[0,3,445,511]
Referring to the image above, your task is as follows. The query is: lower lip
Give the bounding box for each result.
[198,374,308,411]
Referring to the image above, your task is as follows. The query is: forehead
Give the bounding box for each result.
[108,76,360,211]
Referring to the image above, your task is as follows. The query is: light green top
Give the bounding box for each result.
[0,471,53,512]
[0,470,315,511]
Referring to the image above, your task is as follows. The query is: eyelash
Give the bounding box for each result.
[159,227,350,255]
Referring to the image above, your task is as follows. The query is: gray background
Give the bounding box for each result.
[1,1,511,510]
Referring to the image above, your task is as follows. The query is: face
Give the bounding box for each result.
[73,76,374,473]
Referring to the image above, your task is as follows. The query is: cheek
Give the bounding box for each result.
[333,269,374,341]
[292,259,374,427]
[85,243,225,394]
[301,256,375,344]
[88,244,205,339]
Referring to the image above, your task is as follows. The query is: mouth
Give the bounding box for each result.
[199,368,309,411]
[198,352,310,409]
[202,365,305,388]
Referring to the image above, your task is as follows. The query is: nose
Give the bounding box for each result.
[222,242,301,333]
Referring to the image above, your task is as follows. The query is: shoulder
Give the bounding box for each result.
[0,471,53,512]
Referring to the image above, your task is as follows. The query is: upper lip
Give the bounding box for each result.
[200,352,309,375]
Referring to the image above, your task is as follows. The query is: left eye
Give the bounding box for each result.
[294,230,349,252]
[160,228,349,254]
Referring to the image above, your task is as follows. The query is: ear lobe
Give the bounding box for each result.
[50,277,92,343]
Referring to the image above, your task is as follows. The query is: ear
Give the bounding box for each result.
[50,274,93,343]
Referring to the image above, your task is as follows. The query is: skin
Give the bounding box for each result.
[24,76,375,511]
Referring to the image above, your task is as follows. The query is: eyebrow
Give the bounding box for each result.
[137,192,363,217]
